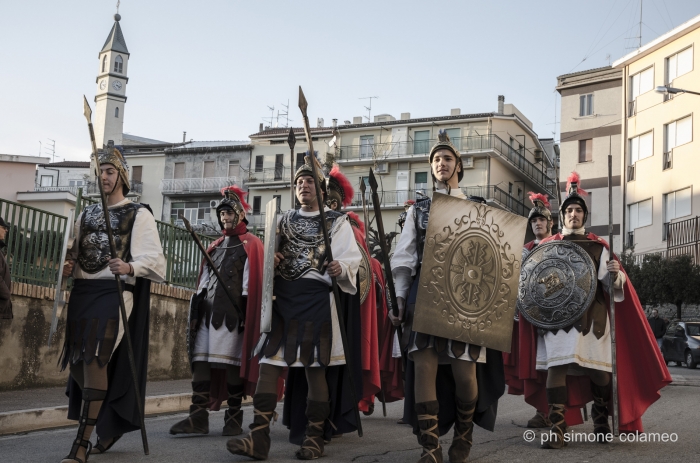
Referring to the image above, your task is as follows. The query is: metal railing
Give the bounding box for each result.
[666,216,700,249]
[87,180,143,195]
[245,166,292,184]
[462,185,529,217]
[663,151,673,170]
[159,177,238,194]
[33,185,84,196]
[1,198,69,289]
[337,134,555,194]
[349,190,423,208]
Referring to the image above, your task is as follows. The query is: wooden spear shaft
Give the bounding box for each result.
[608,150,620,437]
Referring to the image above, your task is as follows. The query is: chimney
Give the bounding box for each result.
[259,123,264,132]
[182,131,186,143]
[450,108,461,116]
[400,112,411,120]
[353,116,363,124]
[497,95,504,115]
[332,118,337,128]
[317,118,324,128]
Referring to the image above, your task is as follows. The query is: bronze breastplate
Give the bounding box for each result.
[78,202,142,274]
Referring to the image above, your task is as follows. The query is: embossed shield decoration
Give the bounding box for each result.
[517,240,597,330]
[413,193,527,352]
[357,243,371,304]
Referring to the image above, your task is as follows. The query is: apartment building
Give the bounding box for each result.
[556,66,623,249]
[613,14,700,258]
[246,97,557,235]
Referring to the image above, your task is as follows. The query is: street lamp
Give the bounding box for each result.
[655,85,700,96]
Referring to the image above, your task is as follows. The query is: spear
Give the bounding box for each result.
[82,96,149,455]
[288,128,297,210]
[608,144,620,436]
[298,86,363,437]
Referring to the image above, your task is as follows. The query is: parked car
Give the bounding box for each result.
[661,321,700,369]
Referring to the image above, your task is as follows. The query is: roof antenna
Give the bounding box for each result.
[116,0,120,14]
[359,96,379,123]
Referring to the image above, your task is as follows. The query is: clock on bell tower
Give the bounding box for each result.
[94,13,129,149]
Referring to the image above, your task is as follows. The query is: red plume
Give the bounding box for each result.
[346,211,365,235]
[330,165,354,207]
[565,172,588,196]
[405,199,416,206]
[220,185,251,212]
[527,191,550,209]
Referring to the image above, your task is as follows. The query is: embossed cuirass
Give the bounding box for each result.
[277,210,343,281]
[205,235,247,331]
[78,202,142,274]
[413,198,431,263]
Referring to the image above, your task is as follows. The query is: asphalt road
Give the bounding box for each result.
[1,382,698,463]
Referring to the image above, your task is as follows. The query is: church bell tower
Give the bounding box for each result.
[94,13,129,148]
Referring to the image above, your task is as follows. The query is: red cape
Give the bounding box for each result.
[518,232,671,432]
[346,212,382,412]
[372,257,404,402]
[197,230,284,409]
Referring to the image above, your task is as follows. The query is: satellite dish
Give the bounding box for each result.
[328,135,337,148]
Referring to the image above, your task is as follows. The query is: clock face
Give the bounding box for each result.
[112,80,123,91]
[99,80,106,90]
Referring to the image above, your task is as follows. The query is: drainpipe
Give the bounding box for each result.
[622,65,628,249]
[41,167,61,188]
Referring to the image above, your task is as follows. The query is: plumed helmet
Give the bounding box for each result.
[294,152,327,195]
[98,146,130,195]
[326,165,354,211]
[217,185,250,229]
[403,199,415,211]
[527,191,553,232]
[559,172,589,225]
[429,129,463,183]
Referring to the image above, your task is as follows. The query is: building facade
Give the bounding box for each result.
[614,14,700,258]
[246,97,557,238]
[556,66,623,250]
[0,155,50,203]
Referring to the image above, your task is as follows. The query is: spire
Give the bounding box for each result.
[101,14,129,55]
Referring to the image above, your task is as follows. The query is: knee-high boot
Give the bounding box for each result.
[415,400,442,463]
[295,400,331,460]
[61,388,107,463]
[448,397,476,463]
[223,383,245,436]
[226,393,278,460]
[541,387,568,449]
[591,382,612,442]
[169,380,210,435]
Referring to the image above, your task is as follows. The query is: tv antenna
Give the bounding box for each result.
[605,54,611,66]
[262,105,275,128]
[359,96,379,122]
[45,139,56,163]
[278,99,292,128]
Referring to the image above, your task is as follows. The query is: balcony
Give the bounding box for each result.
[337,134,555,195]
[160,177,236,195]
[33,185,82,196]
[245,166,292,187]
[348,190,428,210]
[85,181,143,196]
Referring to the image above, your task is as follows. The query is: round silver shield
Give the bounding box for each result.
[517,240,597,330]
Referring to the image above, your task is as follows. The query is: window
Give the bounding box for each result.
[579,94,594,116]
[273,195,282,212]
[665,116,692,151]
[630,67,654,101]
[360,135,374,159]
[255,155,263,172]
[170,201,212,226]
[508,182,513,194]
[629,132,653,164]
[414,130,430,154]
[252,196,262,215]
[296,152,305,169]
[578,139,592,163]
[228,160,240,179]
[114,55,123,73]
[628,199,652,231]
[445,128,460,150]
[132,166,143,182]
[40,175,53,187]
[664,187,691,223]
[666,47,693,82]
[274,154,284,180]
[414,172,428,193]
[69,180,84,187]
[585,192,592,227]
[517,187,523,200]
[203,161,216,178]
[101,55,107,73]
[115,107,119,118]
[173,162,185,179]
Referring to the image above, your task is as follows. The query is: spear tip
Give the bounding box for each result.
[359,180,366,193]
[368,168,378,190]
[83,96,92,121]
[287,127,296,149]
[181,215,193,232]
[298,86,308,115]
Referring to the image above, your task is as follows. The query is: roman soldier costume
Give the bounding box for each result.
[61,147,166,462]
[518,172,671,448]
[397,199,416,230]
[170,185,269,438]
[391,131,504,463]
[227,154,362,460]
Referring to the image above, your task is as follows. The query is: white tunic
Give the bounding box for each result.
[68,198,166,352]
[192,256,250,366]
[535,228,626,373]
[390,189,486,363]
[259,208,361,368]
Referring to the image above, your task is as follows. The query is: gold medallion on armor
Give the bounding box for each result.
[413,193,527,352]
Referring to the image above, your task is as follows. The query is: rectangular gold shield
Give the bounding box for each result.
[412,193,528,352]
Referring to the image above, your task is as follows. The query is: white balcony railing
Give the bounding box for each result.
[160,177,239,194]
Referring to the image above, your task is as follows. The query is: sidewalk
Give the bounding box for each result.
[0,378,251,435]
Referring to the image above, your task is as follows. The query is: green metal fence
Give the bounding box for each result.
[0,198,69,288]
[1,189,215,291]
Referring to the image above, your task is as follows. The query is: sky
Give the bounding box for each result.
[2,0,700,162]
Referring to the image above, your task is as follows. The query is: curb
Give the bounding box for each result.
[0,393,252,436]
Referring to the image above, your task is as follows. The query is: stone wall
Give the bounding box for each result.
[0,282,193,391]
[642,303,700,321]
